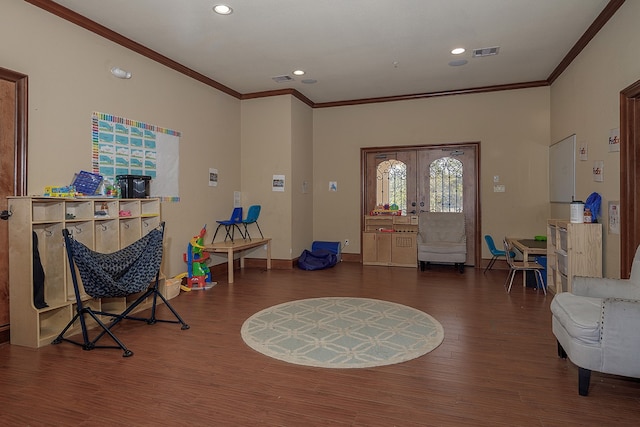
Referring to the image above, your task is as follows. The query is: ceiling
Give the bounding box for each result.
[37,0,617,105]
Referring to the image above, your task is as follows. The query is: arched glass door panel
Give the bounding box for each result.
[376,159,407,213]
[429,157,463,212]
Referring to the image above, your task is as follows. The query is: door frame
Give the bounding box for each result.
[361,142,481,267]
[0,67,27,342]
[620,79,640,278]
[0,67,28,195]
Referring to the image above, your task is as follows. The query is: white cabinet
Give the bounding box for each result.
[547,219,602,293]
[8,197,163,348]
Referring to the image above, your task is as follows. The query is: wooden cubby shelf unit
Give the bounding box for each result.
[546,219,602,294]
[8,197,166,348]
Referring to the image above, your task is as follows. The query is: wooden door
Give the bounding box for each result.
[417,146,478,265]
[362,143,480,267]
[0,68,28,343]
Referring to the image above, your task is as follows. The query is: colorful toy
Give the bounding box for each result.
[183,225,212,289]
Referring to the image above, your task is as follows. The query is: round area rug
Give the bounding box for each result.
[241,297,444,368]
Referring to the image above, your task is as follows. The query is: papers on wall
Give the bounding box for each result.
[92,112,180,201]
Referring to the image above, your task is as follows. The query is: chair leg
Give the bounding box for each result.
[557,341,567,359]
[255,222,264,239]
[535,270,547,295]
[578,367,591,396]
[52,306,134,357]
[224,225,233,241]
[212,224,223,243]
[484,256,497,273]
[506,270,516,293]
[504,268,512,288]
[99,281,189,330]
[234,224,245,240]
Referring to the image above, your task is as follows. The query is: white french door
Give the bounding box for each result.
[363,143,479,266]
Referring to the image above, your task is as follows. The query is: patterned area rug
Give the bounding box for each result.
[241,297,444,368]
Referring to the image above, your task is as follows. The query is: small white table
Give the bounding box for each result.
[507,237,547,287]
[203,238,271,283]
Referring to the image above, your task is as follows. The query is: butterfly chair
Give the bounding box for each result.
[212,207,244,243]
[484,235,515,273]
[241,205,264,241]
[52,222,189,357]
[503,238,546,295]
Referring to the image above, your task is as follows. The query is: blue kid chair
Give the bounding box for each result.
[212,207,244,242]
[241,205,263,241]
[484,235,514,273]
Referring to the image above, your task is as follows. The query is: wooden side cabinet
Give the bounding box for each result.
[547,219,602,293]
[362,215,417,267]
[7,197,164,348]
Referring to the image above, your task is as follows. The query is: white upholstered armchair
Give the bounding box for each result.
[417,212,466,273]
[550,246,640,396]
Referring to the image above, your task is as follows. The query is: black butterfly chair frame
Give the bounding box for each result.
[52,222,189,357]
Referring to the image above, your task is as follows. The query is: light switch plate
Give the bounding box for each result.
[493,175,500,183]
[494,184,505,192]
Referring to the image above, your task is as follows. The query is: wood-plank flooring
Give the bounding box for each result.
[1,263,639,426]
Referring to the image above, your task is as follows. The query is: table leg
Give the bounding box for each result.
[266,240,271,270]
[227,249,234,284]
[522,249,529,287]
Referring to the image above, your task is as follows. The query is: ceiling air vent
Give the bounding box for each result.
[473,46,500,57]
[272,75,294,83]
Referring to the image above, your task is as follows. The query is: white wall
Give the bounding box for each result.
[5,0,638,277]
[1,1,241,277]
[240,96,314,260]
[313,88,551,261]
[240,96,293,260]
[291,98,314,258]
[550,0,640,277]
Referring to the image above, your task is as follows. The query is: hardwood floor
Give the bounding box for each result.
[1,263,639,426]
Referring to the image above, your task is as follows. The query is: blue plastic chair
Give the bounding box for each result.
[241,205,263,241]
[212,207,244,242]
[484,235,514,273]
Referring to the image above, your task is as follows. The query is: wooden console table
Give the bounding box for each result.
[203,238,271,283]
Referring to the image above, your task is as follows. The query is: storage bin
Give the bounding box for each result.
[549,225,556,246]
[116,175,151,199]
[163,278,181,300]
[535,256,547,288]
[559,228,568,251]
[560,273,568,292]
[557,250,568,276]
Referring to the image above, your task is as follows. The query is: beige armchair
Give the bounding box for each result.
[550,245,640,395]
[417,212,466,273]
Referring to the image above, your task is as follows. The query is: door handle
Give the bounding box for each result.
[0,208,11,220]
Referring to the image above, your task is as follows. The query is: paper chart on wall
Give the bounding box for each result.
[92,112,180,201]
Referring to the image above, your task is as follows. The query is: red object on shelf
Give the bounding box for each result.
[370,209,402,216]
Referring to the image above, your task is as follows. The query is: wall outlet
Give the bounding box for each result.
[344,239,350,247]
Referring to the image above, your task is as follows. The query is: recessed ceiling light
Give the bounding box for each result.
[213,4,233,15]
[292,70,305,76]
[449,59,468,66]
[451,48,465,55]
